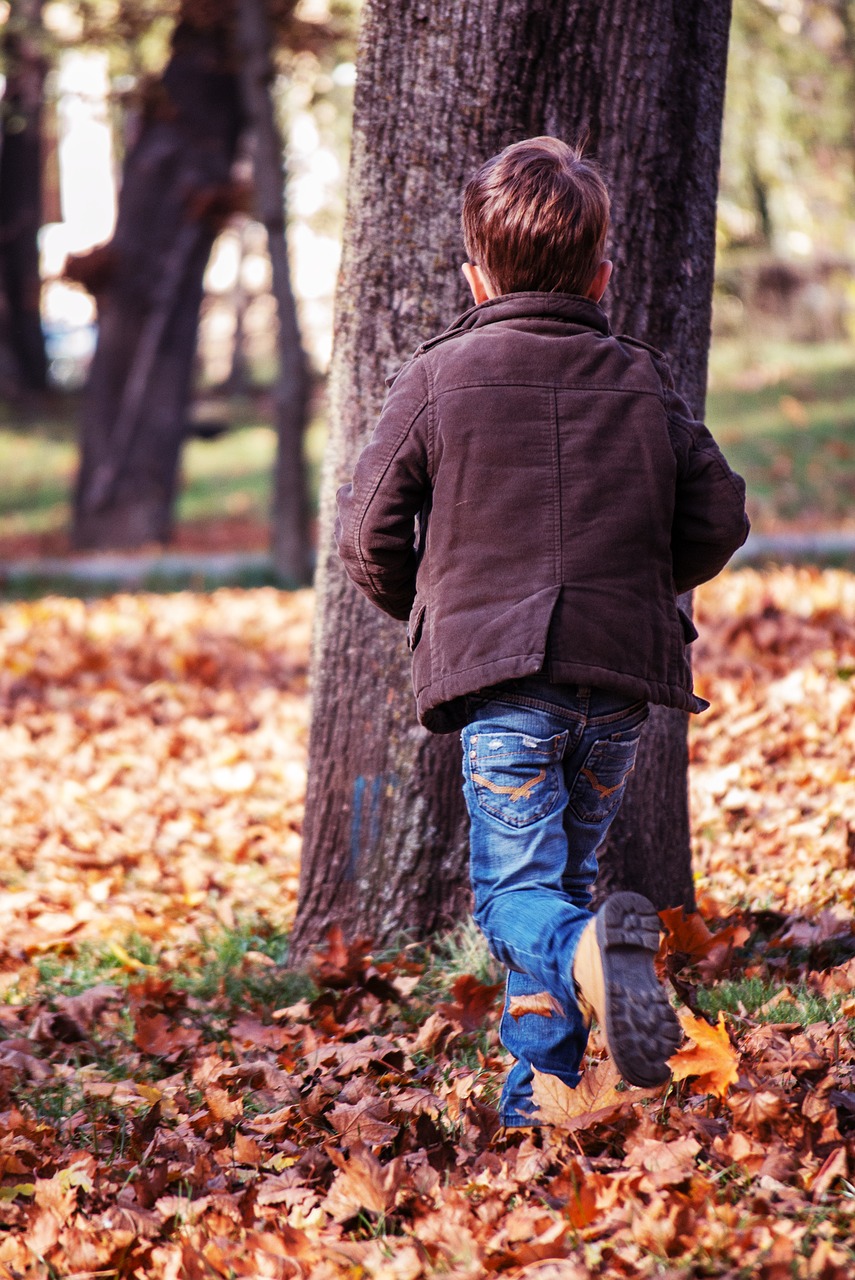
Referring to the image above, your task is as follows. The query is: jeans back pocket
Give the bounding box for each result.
[468,730,566,829]
[567,727,644,825]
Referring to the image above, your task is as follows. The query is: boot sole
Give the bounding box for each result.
[595,891,682,1088]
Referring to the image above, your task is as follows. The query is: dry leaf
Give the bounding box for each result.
[531,1059,656,1128]
[506,991,566,1020]
[669,1010,739,1098]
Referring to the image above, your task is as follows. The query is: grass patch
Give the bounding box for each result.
[706,338,855,529]
[174,921,315,1007]
[697,975,845,1026]
[6,921,314,1012]
[0,396,326,548]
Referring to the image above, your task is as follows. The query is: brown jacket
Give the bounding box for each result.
[336,292,749,733]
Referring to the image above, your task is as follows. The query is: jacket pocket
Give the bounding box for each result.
[407,601,426,651]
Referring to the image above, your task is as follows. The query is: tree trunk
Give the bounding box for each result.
[72,18,242,550]
[236,0,312,586]
[0,0,47,395]
[292,0,731,961]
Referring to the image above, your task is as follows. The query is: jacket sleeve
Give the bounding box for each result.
[335,357,431,621]
[666,385,751,594]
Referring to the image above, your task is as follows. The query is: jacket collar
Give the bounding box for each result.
[417,291,611,354]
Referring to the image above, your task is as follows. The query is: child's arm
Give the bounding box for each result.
[666,385,751,594]
[335,359,431,621]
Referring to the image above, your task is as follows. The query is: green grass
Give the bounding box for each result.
[697,974,845,1026]
[706,338,855,528]
[4,921,314,1011]
[0,396,327,546]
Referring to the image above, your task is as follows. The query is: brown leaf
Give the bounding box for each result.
[323,1142,404,1221]
[438,974,503,1032]
[623,1135,701,1188]
[727,1085,785,1133]
[328,1096,399,1147]
[205,1085,243,1124]
[133,1012,201,1059]
[810,1147,848,1201]
[531,1058,657,1128]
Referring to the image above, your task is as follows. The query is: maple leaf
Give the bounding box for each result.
[531,1059,657,1128]
[727,1085,785,1133]
[438,974,503,1032]
[623,1135,702,1189]
[310,925,375,988]
[668,1010,739,1098]
[323,1142,405,1222]
[328,1096,399,1148]
[659,906,749,977]
[133,1012,201,1059]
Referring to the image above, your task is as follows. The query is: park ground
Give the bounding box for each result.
[0,567,852,1276]
[0,338,853,1275]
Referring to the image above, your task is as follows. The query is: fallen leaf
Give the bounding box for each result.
[668,1010,739,1098]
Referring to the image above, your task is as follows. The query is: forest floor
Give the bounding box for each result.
[0,567,853,1277]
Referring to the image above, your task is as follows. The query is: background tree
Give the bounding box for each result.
[70,0,332,563]
[291,0,733,961]
[0,0,47,396]
[71,7,244,550]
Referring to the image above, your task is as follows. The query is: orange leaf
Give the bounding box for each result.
[507,991,566,1020]
[668,1010,738,1098]
[438,974,503,1032]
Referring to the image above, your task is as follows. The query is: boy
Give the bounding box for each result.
[335,137,749,1127]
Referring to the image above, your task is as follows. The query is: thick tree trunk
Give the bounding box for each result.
[236,0,312,586]
[72,19,242,550]
[292,0,731,961]
[0,0,47,395]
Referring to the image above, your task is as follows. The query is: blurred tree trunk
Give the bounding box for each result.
[236,0,312,586]
[0,0,47,395]
[72,17,242,550]
[292,0,731,961]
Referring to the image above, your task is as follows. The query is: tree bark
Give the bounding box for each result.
[72,18,243,550]
[236,0,312,587]
[0,0,47,395]
[292,0,731,961]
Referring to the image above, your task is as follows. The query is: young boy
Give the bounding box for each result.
[335,137,749,1126]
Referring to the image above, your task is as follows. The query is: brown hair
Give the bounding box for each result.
[461,137,610,298]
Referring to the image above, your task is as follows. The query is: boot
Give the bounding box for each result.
[573,891,681,1087]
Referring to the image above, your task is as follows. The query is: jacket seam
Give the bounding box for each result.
[432,380,663,397]
[551,387,562,586]
[353,390,429,599]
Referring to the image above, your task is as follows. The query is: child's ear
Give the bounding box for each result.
[587,260,613,303]
[462,262,492,305]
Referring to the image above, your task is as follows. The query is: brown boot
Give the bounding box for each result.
[573,892,681,1087]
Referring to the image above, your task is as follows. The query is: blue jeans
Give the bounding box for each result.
[460,680,649,1127]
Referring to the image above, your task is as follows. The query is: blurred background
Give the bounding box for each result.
[0,0,853,590]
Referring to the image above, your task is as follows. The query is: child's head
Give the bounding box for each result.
[461,136,610,303]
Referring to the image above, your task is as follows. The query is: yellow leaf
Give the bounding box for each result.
[136,1084,163,1104]
[109,942,156,973]
[668,1010,738,1098]
[0,1184,34,1201]
[267,1153,299,1171]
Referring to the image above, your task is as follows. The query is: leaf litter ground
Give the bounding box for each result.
[0,568,853,1278]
